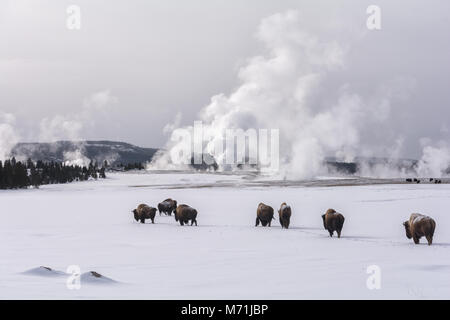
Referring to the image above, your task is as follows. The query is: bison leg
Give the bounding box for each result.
[279,218,283,228]
[140,218,145,224]
[426,235,433,245]
[328,230,333,237]
[413,236,420,244]
[194,219,197,226]
[255,217,260,227]
[337,230,341,238]
[180,220,184,226]
[151,218,155,224]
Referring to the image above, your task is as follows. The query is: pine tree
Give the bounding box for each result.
[0,157,106,189]
[0,161,4,189]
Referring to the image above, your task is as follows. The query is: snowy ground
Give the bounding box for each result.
[1,172,450,299]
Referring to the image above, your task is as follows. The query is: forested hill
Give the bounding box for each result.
[10,141,159,166]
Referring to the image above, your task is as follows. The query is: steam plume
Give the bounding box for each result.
[0,113,20,161]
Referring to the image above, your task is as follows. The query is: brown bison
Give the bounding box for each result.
[132,204,157,224]
[158,198,177,216]
[403,213,436,245]
[256,203,274,227]
[321,209,345,238]
[278,203,292,229]
[175,204,198,226]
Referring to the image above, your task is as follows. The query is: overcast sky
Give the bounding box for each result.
[1,0,449,159]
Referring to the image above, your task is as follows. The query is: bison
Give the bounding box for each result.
[158,198,177,216]
[278,203,292,229]
[256,203,274,227]
[321,209,345,238]
[132,204,157,224]
[403,213,436,245]
[175,204,198,226]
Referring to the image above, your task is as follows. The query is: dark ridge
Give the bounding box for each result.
[11,140,158,166]
[325,161,358,175]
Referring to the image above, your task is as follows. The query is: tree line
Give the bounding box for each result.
[0,158,107,189]
[116,162,146,171]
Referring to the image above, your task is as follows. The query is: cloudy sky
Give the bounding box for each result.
[1,0,449,160]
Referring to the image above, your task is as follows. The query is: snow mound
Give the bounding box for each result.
[22,266,67,277]
[80,271,118,285]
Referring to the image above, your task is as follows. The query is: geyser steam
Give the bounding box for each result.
[0,113,20,161]
[152,10,449,178]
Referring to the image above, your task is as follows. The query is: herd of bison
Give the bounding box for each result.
[132,198,437,246]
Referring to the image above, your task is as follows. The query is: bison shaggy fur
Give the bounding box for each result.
[175,204,198,226]
[132,204,157,224]
[278,202,292,229]
[403,213,436,245]
[321,208,345,238]
[158,198,177,216]
[256,203,274,227]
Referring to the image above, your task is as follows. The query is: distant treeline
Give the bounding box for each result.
[115,162,146,171]
[0,158,107,189]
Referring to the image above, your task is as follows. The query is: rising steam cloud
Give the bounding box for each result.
[0,113,20,161]
[1,10,448,178]
[151,10,449,178]
[0,90,118,165]
[38,89,118,166]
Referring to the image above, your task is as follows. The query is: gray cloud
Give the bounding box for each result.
[0,0,449,162]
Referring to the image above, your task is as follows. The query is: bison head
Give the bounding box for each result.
[172,200,178,214]
[321,214,327,229]
[132,209,139,222]
[403,221,412,239]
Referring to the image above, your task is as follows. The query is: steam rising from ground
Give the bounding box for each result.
[39,90,118,166]
[0,90,118,165]
[1,10,449,178]
[151,10,450,178]
[0,113,19,160]
[417,141,450,177]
